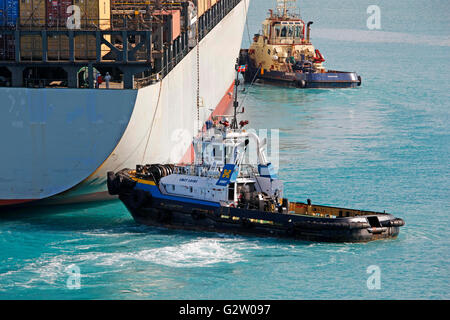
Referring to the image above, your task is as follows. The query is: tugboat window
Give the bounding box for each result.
[295,26,303,38]
[274,25,281,37]
[288,26,293,37]
[214,145,223,161]
[281,27,287,37]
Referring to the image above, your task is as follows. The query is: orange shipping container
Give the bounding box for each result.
[20,35,42,60]
[20,0,46,26]
[72,0,110,29]
[153,10,181,42]
[71,0,110,59]
[74,34,96,60]
[171,10,181,41]
[197,0,211,17]
[48,34,69,60]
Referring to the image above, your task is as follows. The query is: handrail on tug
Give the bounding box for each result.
[225,131,268,166]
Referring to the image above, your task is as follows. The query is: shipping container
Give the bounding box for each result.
[0,0,16,60]
[71,0,110,59]
[74,34,95,60]
[46,0,72,28]
[20,35,42,60]
[20,0,46,26]
[74,34,96,60]
[74,34,110,60]
[48,34,69,59]
[0,0,19,27]
[72,0,110,29]
[0,34,15,60]
[153,10,181,43]
[171,10,181,40]
[197,0,211,17]
[99,0,111,58]
[98,0,110,30]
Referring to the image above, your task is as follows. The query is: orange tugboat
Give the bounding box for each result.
[240,0,362,88]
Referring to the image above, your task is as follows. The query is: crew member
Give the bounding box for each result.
[104,72,111,89]
[96,73,103,88]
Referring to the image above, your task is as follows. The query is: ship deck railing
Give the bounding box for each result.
[288,202,389,218]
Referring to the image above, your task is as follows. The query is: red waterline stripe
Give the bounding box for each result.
[0,199,36,206]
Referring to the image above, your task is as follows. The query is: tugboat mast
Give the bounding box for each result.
[231,61,241,130]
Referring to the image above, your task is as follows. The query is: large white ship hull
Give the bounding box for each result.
[0,0,250,206]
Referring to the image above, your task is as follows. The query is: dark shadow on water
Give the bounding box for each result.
[0,199,119,220]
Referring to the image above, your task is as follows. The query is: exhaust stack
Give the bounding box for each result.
[307,21,313,43]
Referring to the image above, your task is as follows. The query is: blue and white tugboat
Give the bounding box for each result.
[240,0,362,88]
[107,68,403,242]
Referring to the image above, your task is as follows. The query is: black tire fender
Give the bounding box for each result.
[389,218,405,227]
[297,80,306,88]
[107,171,120,195]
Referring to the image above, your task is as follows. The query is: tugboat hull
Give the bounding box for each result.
[253,70,360,88]
[125,201,401,242]
[121,192,401,242]
[243,57,361,88]
[111,171,404,243]
[240,50,361,89]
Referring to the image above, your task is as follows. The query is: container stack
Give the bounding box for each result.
[47,1,72,60]
[11,0,111,60]
[73,0,111,60]
[0,0,18,60]
[20,0,45,26]
[0,0,212,62]
[19,0,50,60]
[46,0,72,28]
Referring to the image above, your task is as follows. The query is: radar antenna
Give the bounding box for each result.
[275,0,298,18]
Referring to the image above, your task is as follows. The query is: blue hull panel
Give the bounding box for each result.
[253,70,360,88]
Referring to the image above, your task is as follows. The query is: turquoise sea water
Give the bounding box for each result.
[1,0,449,299]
